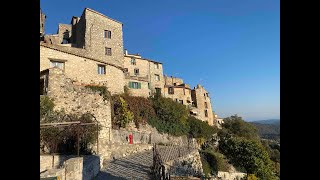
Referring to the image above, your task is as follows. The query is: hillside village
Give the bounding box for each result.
[40,7,279,180]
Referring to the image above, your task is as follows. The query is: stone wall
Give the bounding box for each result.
[191,84,214,126]
[123,54,164,97]
[40,157,83,180]
[111,126,198,148]
[83,8,124,68]
[163,86,192,107]
[42,68,112,155]
[40,155,100,180]
[165,150,204,177]
[40,44,125,94]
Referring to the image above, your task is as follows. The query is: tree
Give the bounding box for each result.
[222,114,259,141]
[219,137,277,180]
[112,96,134,128]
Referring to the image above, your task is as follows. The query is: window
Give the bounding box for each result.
[206,93,209,97]
[124,68,128,72]
[50,60,65,70]
[105,47,112,56]
[205,102,208,108]
[155,63,159,69]
[131,58,136,65]
[134,68,139,75]
[179,100,184,104]
[155,74,160,81]
[173,83,177,86]
[205,110,208,117]
[168,87,174,94]
[148,83,151,89]
[104,30,111,39]
[62,30,70,44]
[98,65,106,74]
[129,82,141,89]
[155,88,161,95]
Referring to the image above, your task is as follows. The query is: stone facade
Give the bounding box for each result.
[40,44,125,94]
[165,149,204,177]
[40,6,220,129]
[163,75,193,107]
[123,52,164,97]
[40,8,46,37]
[41,68,112,155]
[191,84,215,125]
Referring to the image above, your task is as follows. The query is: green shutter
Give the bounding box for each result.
[138,83,141,89]
[128,82,132,88]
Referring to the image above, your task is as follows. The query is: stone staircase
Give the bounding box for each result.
[96,145,197,180]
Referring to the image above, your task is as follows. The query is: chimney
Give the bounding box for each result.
[124,49,128,55]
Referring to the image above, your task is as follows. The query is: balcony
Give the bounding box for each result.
[125,72,149,82]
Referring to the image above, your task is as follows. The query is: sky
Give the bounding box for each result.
[41,0,280,121]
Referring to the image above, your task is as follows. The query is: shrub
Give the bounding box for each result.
[122,95,156,128]
[112,95,134,128]
[40,112,100,155]
[85,85,111,101]
[200,150,230,174]
[188,116,218,139]
[40,96,55,119]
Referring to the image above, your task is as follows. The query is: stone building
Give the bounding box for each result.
[123,50,164,97]
[191,85,215,125]
[40,7,219,126]
[163,75,193,107]
[40,8,46,39]
[40,8,125,95]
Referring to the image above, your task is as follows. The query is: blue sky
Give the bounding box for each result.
[41,0,279,121]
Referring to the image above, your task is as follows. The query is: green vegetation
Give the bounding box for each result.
[221,114,259,141]
[122,95,156,128]
[200,150,230,176]
[40,99,100,154]
[219,136,276,180]
[112,95,134,128]
[85,85,111,101]
[40,95,55,119]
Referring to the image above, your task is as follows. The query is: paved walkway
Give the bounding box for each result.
[96,150,153,180]
[96,146,195,180]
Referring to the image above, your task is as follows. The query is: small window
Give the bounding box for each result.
[173,83,177,86]
[134,69,139,75]
[205,110,208,117]
[206,93,209,97]
[131,58,136,65]
[155,63,159,69]
[205,102,208,108]
[179,100,183,104]
[124,68,128,72]
[168,87,174,94]
[50,61,65,70]
[104,30,111,39]
[129,82,141,89]
[155,88,161,95]
[98,65,106,74]
[155,74,160,81]
[105,47,112,56]
[148,83,151,89]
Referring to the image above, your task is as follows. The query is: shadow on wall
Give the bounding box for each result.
[82,155,101,180]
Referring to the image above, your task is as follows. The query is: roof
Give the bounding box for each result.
[125,54,163,64]
[84,8,123,25]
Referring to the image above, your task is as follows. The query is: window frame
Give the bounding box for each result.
[155,74,160,81]
[104,30,111,39]
[97,64,106,75]
[131,58,136,65]
[50,60,65,71]
[168,87,174,94]
[105,47,112,56]
[134,68,139,75]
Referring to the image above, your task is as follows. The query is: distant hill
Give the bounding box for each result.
[249,119,280,142]
[251,119,280,125]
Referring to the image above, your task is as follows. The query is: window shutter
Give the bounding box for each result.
[128,82,132,88]
[138,83,141,89]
